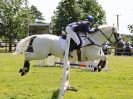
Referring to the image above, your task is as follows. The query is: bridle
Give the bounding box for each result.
[81,27,122,47]
[98,28,122,46]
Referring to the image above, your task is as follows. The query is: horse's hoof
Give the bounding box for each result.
[98,68,101,72]
[19,68,23,73]
[21,72,25,76]
[25,68,29,72]
[94,67,97,72]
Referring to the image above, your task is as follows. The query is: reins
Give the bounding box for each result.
[80,27,122,48]
[98,28,122,46]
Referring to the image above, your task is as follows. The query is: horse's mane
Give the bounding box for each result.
[98,24,114,29]
[98,24,117,33]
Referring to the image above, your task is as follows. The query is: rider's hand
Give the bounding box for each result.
[95,24,99,29]
[94,28,99,32]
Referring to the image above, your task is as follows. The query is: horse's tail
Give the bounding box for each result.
[13,35,37,55]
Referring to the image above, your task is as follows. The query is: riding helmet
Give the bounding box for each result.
[86,15,94,23]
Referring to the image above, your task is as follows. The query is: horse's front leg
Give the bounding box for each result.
[97,60,106,72]
[94,55,107,72]
[19,60,30,76]
[101,60,106,68]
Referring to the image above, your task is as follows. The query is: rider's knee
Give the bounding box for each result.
[65,26,72,33]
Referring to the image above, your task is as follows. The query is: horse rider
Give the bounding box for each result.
[65,15,98,51]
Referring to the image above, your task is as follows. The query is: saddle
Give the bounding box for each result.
[61,34,80,50]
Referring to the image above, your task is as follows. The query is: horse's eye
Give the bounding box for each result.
[116,33,120,37]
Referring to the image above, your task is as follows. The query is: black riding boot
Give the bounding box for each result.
[69,39,79,51]
[69,39,81,57]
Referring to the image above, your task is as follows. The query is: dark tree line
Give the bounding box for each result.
[0,0,44,52]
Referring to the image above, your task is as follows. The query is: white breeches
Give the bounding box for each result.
[66,26,80,45]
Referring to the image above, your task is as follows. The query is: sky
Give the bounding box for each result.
[28,0,133,35]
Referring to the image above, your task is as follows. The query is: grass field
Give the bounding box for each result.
[0,53,133,99]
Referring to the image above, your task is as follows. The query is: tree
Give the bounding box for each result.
[0,0,32,52]
[78,0,106,25]
[51,0,106,35]
[30,5,45,23]
[52,0,81,35]
[0,0,44,52]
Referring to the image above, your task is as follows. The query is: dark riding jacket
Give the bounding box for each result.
[73,21,97,33]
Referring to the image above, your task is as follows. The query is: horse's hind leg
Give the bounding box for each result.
[19,52,36,76]
[19,60,30,76]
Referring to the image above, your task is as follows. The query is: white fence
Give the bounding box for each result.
[35,56,108,71]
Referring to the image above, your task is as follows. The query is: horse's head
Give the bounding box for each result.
[113,31,125,48]
[98,25,124,48]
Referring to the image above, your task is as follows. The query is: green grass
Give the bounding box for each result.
[0,53,133,99]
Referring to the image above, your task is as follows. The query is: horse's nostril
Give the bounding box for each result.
[117,41,125,48]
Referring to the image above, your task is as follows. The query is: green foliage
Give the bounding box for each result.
[0,0,33,52]
[0,0,30,39]
[78,0,106,25]
[30,5,45,23]
[52,0,81,35]
[0,53,133,99]
[0,0,45,40]
[52,0,106,35]
[0,0,44,51]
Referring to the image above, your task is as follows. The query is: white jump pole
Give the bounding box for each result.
[58,33,71,99]
[36,59,45,66]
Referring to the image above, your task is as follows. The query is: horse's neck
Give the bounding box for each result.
[82,32,106,46]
